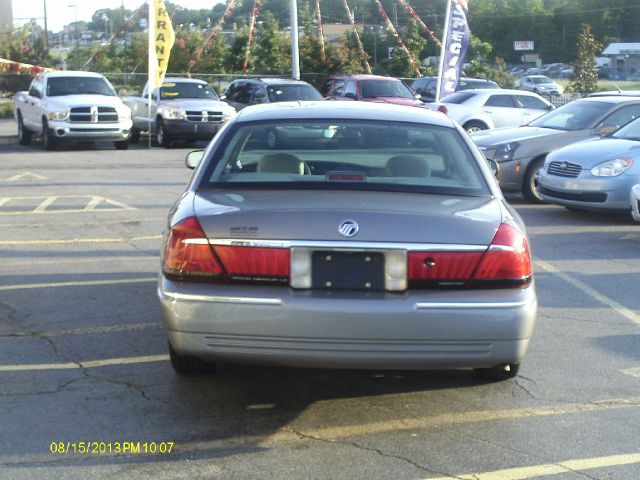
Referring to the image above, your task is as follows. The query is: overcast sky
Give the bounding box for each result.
[12,0,223,32]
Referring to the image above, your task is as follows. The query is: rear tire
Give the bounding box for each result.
[474,363,520,381]
[463,121,488,134]
[42,118,57,151]
[169,342,214,375]
[17,112,32,146]
[522,157,546,203]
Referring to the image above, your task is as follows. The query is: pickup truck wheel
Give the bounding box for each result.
[42,119,57,151]
[17,113,32,146]
[129,127,140,144]
[155,119,172,148]
[114,140,129,150]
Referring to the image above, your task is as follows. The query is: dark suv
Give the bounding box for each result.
[411,77,500,102]
[222,78,322,111]
[320,74,422,106]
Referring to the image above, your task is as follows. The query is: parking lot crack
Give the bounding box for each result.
[282,427,455,477]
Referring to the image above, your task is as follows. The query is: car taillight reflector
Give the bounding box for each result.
[214,246,290,283]
[408,251,484,285]
[472,224,532,286]
[163,216,224,278]
[438,105,448,114]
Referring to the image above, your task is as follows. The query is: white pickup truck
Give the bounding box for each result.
[122,77,236,147]
[14,71,132,150]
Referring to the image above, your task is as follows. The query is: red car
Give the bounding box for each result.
[320,74,422,107]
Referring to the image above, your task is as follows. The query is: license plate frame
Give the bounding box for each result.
[311,251,385,290]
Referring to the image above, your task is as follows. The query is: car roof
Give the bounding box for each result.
[574,95,640,104]
[162,77,208,84]
[459,88,543,95]
[331,74,402,82]
[238,77,314,86]
[588,90,640,98]
[235,101,455,127]
[41,71,105,78]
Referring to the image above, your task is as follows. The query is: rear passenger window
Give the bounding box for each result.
[484,95,515,107]
[517,95,549,110]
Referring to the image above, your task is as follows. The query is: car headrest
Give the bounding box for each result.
[385,155,431,177]
[257,153,305,174]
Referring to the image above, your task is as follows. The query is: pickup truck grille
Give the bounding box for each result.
[185,110,224,123]
[69,106,119,123]
[547,161,582,178]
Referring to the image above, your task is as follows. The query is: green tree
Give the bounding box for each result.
[251,12,291,74]
[0,24,52,67]
[566,24,601,95]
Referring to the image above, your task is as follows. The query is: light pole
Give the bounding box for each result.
[43,0,49,52]
[68,4,78,49]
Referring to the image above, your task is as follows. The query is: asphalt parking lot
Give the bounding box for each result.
[1,138,640,479]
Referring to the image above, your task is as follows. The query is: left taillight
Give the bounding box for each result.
[163,216,225,279]
[163,216,290,284]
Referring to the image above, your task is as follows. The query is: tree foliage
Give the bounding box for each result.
[566,24,601,94]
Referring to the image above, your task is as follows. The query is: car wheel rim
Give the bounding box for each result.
[18,119,23,140]
[157,125,164,145]
[466,126,483,133]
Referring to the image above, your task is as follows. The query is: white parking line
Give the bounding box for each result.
[0,277,156,292]
[0,235,162,246]
[535,259,640,326]
[621,367,640,378]
[424,453,640,480]
[4,172,48,182]
[0,195,136,216]
[0,354,169,372]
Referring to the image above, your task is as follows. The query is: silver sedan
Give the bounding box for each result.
[158,101,537,381]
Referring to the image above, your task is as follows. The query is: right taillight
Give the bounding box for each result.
[471,223,532,287]
[438,105,448,114]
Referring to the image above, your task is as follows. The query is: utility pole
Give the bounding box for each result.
[43,0,49,52]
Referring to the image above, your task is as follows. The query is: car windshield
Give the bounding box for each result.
[160,82,219,100]
[459,80,498,90]
[612,117,640,140]
[528,101,610,131]
[267,85,323,102]
[361,80,415,99]
[531,76,553,84]
[47,77,115,97]
[200,119,489,197]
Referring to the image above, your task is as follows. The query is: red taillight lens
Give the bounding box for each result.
[408,251,484,287]
[472,224,532,286]
[438,105,448,114]
[163,217,225,278]
[214,246,290,284]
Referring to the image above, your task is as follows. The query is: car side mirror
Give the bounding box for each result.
[185,150,204,169]
[343,92,357,100]
[220,94,227,100]
[487,159,499,176]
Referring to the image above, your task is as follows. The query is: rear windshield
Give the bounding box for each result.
[199,119,489,196]
[361,80,415,99]
[160,82,219,100]
[442,92,476,104]
[267,85,323,102]
[47,77,115,97]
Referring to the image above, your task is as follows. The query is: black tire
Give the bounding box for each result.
[266,128,280,148]
[463,121,488,134]
[474,363,520,381]
[17,112,32,146]
[42,118,57,151]
[168,342,214,375]
[155,118,172,148]
[129,127,140,144]
[522,157,546,203]
[114,140,129,150]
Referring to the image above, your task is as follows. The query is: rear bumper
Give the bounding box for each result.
[159,277,537,370]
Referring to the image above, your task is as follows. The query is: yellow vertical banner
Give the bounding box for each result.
[149,0,175,90]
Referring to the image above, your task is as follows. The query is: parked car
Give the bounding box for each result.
[321,74,422,106]
[631,183,640,221]
[222,78,322,111]
[538,116,640,214]
[159,101,536,380]
[420,89,553,133]
[13,71,132,150]
[516,75,563,96]
[410,76,500,103]
[122,77,236,148]
[472,96,640,202]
